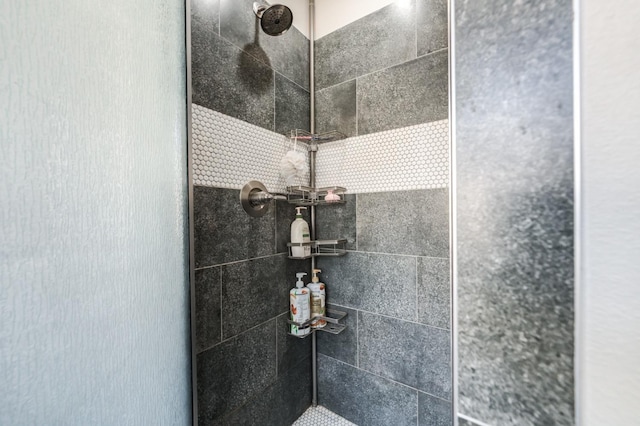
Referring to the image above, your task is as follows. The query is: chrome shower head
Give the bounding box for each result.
[253,2,293,36]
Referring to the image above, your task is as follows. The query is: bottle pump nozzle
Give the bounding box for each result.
[312,269,321,283]
[295,206,307,216]
[295,272,307,288]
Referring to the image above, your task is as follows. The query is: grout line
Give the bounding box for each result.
[318,47,449,93]
[457,414,493,426]
[345,249,449,260]
[275,69,311,93]
[319,353,452,403]
[198,315,279,355]
[416,389,420,426]
[195,253,286,270]
[327,303,451,333]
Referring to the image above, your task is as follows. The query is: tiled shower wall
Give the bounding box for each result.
[313,1,452,425]
[190,0,313,424]
[455,1,574,425]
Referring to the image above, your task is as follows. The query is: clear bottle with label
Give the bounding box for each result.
[290,207,311,258]
[307,269,326,328]
[290,272,310,336]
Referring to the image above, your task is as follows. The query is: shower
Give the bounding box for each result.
[252,2,293,36]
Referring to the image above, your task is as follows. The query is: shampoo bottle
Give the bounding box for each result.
[290,207,311,258]
[290,272,310,336]
[307,269,326,328]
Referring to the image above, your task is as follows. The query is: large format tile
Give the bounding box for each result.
[219,0,309,89]
[357,50,448,135]
[221,255,288,338]
[357,189,449,258]
[219,356,311,426]
[195,267,222,353]
[194,186,275,268]
[318,252,417,321]
[316,194,357,250]
[358,312,451,399]
[277,312,311,373]
[191,0,220,41]
[197,320,277,424]
[314,80,357,137]
[419,392,452,426]
[317,304,358,366]
[318,354,418,426]
[275,73,310,136]
[315,1,416,90]
[192,32,274,130]
[457,417,475,426]
[418,257,450,329]
[417,0,448,56]
[456,0,574,425]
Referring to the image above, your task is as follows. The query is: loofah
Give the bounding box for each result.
[280,149,308,185]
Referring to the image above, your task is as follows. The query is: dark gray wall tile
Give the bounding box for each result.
[318,354,418,426]
[418,392,452,426]
[315,2,417,90]
[194,186,275,267]
[317,304,358,366]
[192,32,274,130]
[277,312,311,373]
[358,312,451,399]
[357,189,449,258]
[316,194,357,250]
[417,0,448,56]
[191,0,220,40]
[456,0,574,425]
[219,0,309,89]
[218,357,311,426]
[275,73,310,135]
[357,50,449,135]
[318,252,417,321]
[275,199,310,254]
[197,320,277,424]
[221,255,288,338]
[195,267,222,353]
[315,79,357,137]
[418,257,450,329]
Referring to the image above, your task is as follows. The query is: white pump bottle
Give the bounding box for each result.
[290,272,310,336]
[290,207,311,258]
[308,269,327,328]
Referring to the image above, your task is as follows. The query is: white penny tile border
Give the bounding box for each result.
[292,405,357,426]
[192,104,309,193]
[192,103,449,193]
[315,119,449,193]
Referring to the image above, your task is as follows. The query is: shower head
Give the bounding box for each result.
[253,2,293,36]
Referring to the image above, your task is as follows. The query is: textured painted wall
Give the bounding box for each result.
[0,1,190,424]
[581,0,640,423]
[455,1,574,425]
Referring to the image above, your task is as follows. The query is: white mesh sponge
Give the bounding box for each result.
[280,149,308,185]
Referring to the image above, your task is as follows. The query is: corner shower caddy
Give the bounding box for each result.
[239,129,349,339]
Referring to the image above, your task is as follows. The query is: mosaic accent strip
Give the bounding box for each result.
[193,104,448,194]
[293,405,357,426]
[192,103,309,192]
[316,120,449,193]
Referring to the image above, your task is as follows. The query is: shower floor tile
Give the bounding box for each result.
[293,405,357,426]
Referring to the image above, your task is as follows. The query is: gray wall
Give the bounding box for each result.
[190,0,312,424]
[0,0,191,424]
[581,0,640,423]
[454,1,574,425]
[314,2,452,425]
